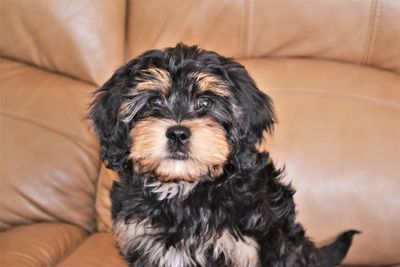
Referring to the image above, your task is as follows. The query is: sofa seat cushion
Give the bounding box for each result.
[57,233,127,267]
[0,59,100,232]
[0,223,88,267]
[238,58,399,265]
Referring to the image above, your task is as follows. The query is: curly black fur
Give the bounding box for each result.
[89,43,358,267]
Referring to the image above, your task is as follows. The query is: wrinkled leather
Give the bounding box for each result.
[239,58,400,265]
[56,233,127,267]
[127,0,245,62]
[0,0,125,85]
[0,223,88,267]
[0,59,100,232]
[127,0,400,74]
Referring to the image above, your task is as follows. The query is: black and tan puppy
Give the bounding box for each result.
[89,43,358,267]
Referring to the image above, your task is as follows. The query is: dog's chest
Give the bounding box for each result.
[113,219,259,267]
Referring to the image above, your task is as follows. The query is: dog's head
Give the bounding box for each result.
[89,44,275,182]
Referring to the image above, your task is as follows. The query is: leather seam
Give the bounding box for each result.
[0,111,96,152]
[246,0,255,57]
[123,0,129,61]
[361,0,374,64]
[397,31,400,75]
[241,0,247,56]
[0,56,97,87]
[366,0,381,65]
[54,234,90,266]
[360,0,371,64]
[362,0,379,66]
[269,87,400,112]
[241,0,249,58]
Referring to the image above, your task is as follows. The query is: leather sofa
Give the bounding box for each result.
[1,0,399,266]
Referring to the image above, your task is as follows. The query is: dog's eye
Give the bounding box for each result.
[149,97,163,108]
[197,98,212,110]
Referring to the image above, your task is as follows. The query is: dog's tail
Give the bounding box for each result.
[315,230,360,267]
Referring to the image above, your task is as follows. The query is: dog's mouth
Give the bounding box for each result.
[167,151,189,160]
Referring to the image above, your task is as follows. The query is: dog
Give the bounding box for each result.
[89,43,359,267]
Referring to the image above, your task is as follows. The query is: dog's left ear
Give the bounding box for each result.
[223,62,276,144]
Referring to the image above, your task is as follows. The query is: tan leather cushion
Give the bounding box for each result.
[0,59,100,232]
[127,0,400,74]
[95,165,119,232]
[0,0,125,85]
[0,223,88,267]
[57,233,127,267]
[239,58,400,265]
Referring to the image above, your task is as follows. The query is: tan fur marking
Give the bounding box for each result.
[155,160,210,182]
[182,117,229,177]
[118,101,128,117]
[131,118,173,174]
[192,72,229,97]
[130,117,229,182]
[255,141,266,153]
[135,68,171,94]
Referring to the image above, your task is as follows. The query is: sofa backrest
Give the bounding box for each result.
[126,0,400,74]
[94,0,400,232]
[1,0,397,84]
[0,0,126,85]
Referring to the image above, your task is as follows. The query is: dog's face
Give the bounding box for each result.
[124,68,231,182]
[90,44,275,182]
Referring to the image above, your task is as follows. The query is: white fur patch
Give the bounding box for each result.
[144,179,198,201]
[113,219,160,257]
[113,219,196,267]
[214,230,260,267]
[113,220,259,267]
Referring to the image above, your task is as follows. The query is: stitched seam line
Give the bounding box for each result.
[362,0,375,64]
[54,234,90,267]
[246,0,255,57]
[241,0,248,57]
[0,56,97,87]
[362,0,378,65]
[123,0,130,62]
[269,87,400,112]
[366,0,381,65]
[397,30,400,75]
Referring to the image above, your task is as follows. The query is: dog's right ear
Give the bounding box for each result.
[89,66,131,171]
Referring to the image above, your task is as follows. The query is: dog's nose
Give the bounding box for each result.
[166,125,191,145]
